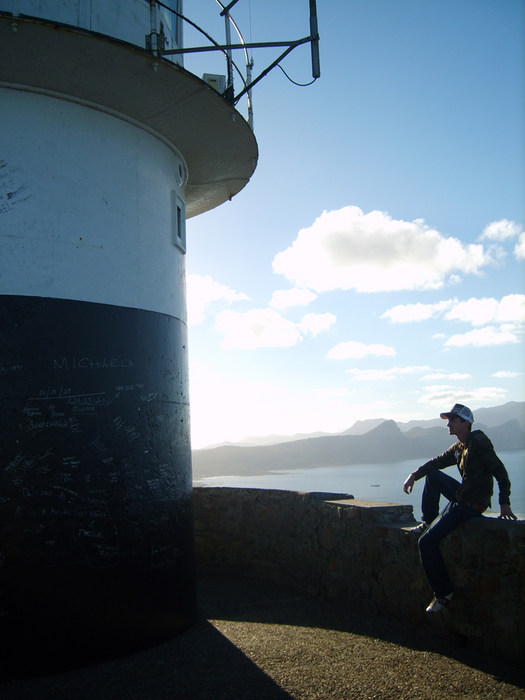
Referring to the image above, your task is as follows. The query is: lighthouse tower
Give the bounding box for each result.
[0,1,257,676]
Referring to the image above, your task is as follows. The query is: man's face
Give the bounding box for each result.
[447,415,461,436]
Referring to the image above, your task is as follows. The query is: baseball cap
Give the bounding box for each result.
[440,403,474,424]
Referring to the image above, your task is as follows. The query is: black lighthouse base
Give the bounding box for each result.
[0,295,197,679]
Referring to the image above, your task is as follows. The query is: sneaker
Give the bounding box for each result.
[409,521,429,534]
[425,593,453,613]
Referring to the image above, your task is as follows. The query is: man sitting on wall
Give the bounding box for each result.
[402,403,517,613]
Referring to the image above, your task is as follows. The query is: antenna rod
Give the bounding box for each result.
[309,0,320,78]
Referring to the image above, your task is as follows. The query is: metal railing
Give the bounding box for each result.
[2,0,318,131]
[147,0,320,131]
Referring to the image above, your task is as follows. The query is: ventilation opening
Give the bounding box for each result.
[172,192,186,252]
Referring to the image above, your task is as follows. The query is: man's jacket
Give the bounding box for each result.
[412,429,511,508]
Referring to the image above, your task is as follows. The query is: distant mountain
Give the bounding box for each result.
[397,401,525,433]
[342,418,387,435]
[192,402,525,480]
[209,429,332,449]
[472,402,525,432]
[483,419,525,450]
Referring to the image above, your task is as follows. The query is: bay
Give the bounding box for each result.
[194,450,525,521]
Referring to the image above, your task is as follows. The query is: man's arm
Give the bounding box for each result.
[474,432,517,520]
[402,444,458,494]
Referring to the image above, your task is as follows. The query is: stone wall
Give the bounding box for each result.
[193,487,525,665]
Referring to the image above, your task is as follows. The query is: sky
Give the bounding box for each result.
[181,0,525,449]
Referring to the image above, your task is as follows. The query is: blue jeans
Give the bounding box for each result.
[418,470,483,598]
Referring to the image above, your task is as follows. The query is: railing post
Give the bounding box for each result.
[147,0,165,56]
[223,8,234,102]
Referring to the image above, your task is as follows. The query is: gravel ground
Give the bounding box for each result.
[1,574,524,699]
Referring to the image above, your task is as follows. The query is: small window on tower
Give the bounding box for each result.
[172,192,186,252]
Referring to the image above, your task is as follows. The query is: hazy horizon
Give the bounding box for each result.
[193,400,525,451]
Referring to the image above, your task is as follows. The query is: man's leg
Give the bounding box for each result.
[418,500,482,600]
[421,469,461,524]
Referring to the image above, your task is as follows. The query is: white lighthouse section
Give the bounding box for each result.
[1,88,187,319]
[2,0,183,61]
[0,11,257,217]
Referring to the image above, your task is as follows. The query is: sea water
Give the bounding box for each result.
[194,450,525,521]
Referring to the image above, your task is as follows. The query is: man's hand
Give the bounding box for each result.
[498,504,518,520]
[403,473,416,494]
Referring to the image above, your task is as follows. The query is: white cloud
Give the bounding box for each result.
[299,312,336,337]
[382,294,525,329]
[346,369,398,382]
[422,372,471,381]
[444,326,519,348]
[347,366,430,381]
[215,308,302,349]
[479,219,522,242]
[272,206,494,293]
[382,300,455,323]
[514,233,525,261]
[326,341,396,360]
[444,297,499,327]
[492,370,521,379]
[497,295,525,323]
[444,294,525,327]
[419,386,508,411]
[187,274,249,326]
[269,288,317,309]
[215,308,334,349]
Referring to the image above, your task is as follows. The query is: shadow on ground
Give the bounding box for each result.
[1,574,524,699]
